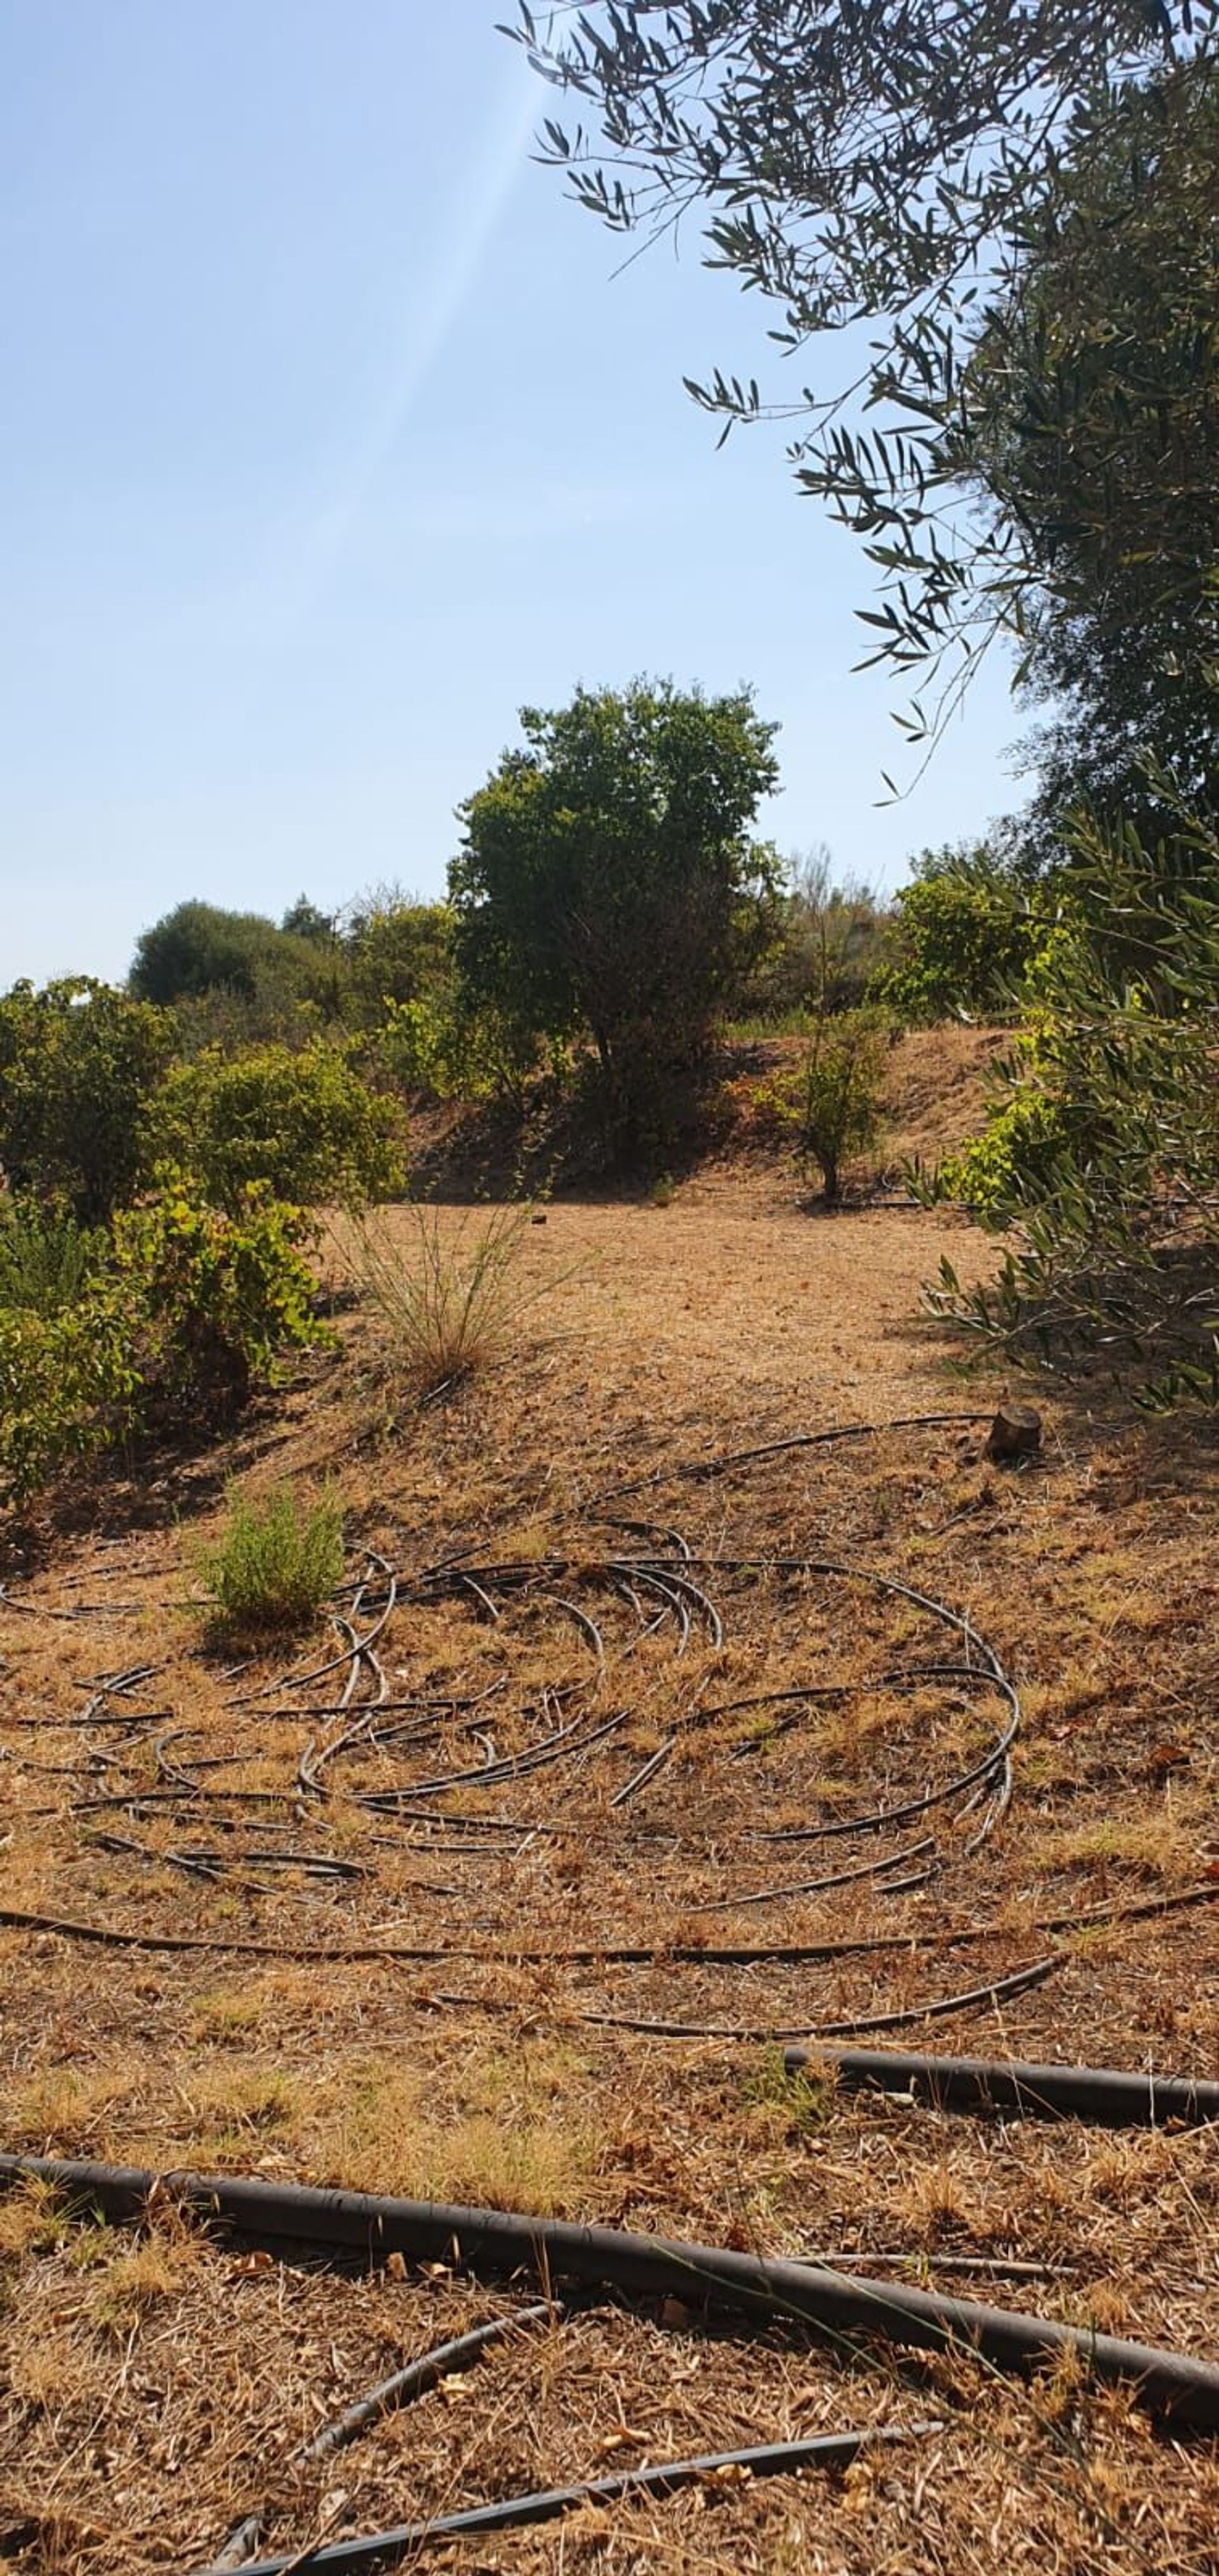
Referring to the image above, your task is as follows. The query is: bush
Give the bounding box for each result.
[0,1200,105,1315]
[143,1042,405,1212]
[0,979,172,1221]
[0,1179,327,1504]
[343,1202,554,1396]
[796,1009,889,1204]
[0,1282,142,1502]
[870,853,1033,1023]
[196,1482,343,1633]
[112,1178,326,1417]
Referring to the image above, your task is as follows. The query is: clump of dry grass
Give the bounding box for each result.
[343,1201,560,1396]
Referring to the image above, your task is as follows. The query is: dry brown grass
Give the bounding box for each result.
[1,1057,1217,2572]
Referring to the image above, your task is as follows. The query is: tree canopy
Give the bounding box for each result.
[512,3,1216,761]
[959,63,1219,844]
[130,900,324,1010]
[450,679,782,1142]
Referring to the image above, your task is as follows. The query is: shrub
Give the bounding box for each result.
[112,1177,326,1417]
[0,1283,141,1502]
[0,1179,327,1505]
[0,979,172,1221]
[343,1202,554,1395]
[0,1199,105,1315]
[143,1041,405,1212]
[869,856,1033,1023]
[196,1483,343,1633]
[796,1009,889,1204]
[924,800,1219,1405]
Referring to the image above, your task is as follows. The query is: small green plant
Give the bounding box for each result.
[649,1173,675,1207]
[344,1200,556,1395]
[0,1198,104,1315]
[196,1482,344,1633]
[796,1007,889,1204]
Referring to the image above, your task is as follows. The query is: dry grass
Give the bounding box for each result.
[1,1043,1216,2572]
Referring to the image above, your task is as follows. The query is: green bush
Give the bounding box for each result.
[931,1086,1075,1221]
[143,1041,405,1212]
[0,979,172,1221]
[112,1177,325,1417]
[870,861,1032,1024]
[796,1009,889,1204]
[0,1282,142,1501]
[0,1200,105,1315]
[925,802,1219,1404]
[196,1482,343,1633]
[0,1179,327,1504]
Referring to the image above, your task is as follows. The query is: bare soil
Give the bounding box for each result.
[1,1031,1216,2575]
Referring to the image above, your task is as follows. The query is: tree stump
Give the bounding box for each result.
[985,1402,1042,1464]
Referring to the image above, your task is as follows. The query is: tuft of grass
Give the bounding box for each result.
[195,1480,343,1635]
[344,1200,559,1397]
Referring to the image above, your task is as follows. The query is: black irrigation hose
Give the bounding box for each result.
[197,2302,559,2574]
[4,2154,1218,2434]
[785,2044,1219,2128]
[222,2424,933,2575]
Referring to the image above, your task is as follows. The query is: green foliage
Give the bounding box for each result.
[342,893,456,1027]
[144,1042,405,1212]
[343,1202,555,1397]
[451,679,782,1148]
[740,847,888,1021]
[963,64,1219,844]
[373,990,544,1110]
[112,1176,325,1416]
[0,979,172,1222]
[196,1482,344,1634]
[0,1179,326,1504]
[926,796,1219,1404]
[0,1281,142,1502]
[870,854,1034,1023]
[794,1008,889,1205]
[130,899,333,1012]
[933,1089,1073,1222]
[512,3,1197,767]
[0,1200,105,1316]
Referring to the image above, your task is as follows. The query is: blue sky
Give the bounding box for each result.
[1,1,1024,988]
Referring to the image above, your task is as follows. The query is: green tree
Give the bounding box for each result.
[512,4,1208,760]
[0,979,172,1222]
[135,895,345,1021]
[958,63,1219,844]
[450,680,782,1146]
[342,891,456,1027]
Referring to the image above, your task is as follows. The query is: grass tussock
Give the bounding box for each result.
[194,1480,343,1635]
[343,1200,561,1396]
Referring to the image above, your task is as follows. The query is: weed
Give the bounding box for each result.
[343,1200,559,1397]
[195,1480,343,1635]
[741,2047,832,2137]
